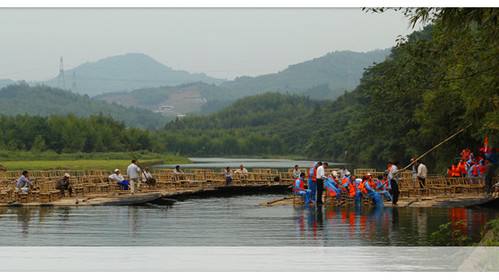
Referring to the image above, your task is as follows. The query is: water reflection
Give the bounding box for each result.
[292,205,494,246]
[0,195,496,246]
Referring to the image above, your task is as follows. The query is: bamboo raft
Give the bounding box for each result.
[0,168,497,207]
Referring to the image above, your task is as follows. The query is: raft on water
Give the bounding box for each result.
[263,193,499,208]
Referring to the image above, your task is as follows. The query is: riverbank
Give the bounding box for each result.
[0,151,190,171]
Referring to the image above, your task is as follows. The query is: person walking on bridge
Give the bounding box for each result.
[416,160,428,192]
[127,159,141,194]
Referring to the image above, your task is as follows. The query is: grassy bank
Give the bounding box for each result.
[0,151,190,171]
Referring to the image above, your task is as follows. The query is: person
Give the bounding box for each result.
[315,161,325,205]
[234,164,248,174]
[224,167,233,186]
[307,162,317,203]
[292,172,311,205]
[387,161,400,206]
[364,174,383,207]
[16,170,33,194]
[173,165,184,175]
[142,168,156,186]
[324,173,341,202]
[410,157,419,180]
[376,175,392,201]
[292,165,301,179]
[109,169,129,190]
[55,173,73,197]
[457,160,467,177]
[127,159,141,194]
[416,160,428,191]
[484,159,496,194]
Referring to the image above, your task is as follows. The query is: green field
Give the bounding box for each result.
[0,151,190,171]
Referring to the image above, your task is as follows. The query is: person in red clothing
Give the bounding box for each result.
[457,160,467,177]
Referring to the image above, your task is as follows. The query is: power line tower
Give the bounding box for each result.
[71,71,77,92]
[58,56,66,90]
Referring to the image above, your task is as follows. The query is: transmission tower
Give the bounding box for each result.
[58,56,66,89]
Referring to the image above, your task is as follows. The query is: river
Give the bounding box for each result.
[155,157,345,169]
[0,194,496,246]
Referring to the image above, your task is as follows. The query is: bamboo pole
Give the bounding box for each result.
[399,124,472,172]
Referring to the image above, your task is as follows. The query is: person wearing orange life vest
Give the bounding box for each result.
[307,162,317,203]
[293,172,311,205]
[457,160,467,177]
[450,164,460,177]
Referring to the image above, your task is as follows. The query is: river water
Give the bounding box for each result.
[0,194,496,246]
[156,157,345,169]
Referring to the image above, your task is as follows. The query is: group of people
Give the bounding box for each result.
[15,170,73,197]
[224,164,249,185]
[14,159,156,197]
[291,161,401,207]
[447,148,492,179]
[107,159,155,194]
[447,145,497,193]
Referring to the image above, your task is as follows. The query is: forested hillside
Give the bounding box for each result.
[220,49,390,99]
[0,83,168,129]
[93,50,389,116]
[94,82,235,116]
[163,8,499,171]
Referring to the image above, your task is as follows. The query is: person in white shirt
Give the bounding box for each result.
[109,169,129,190]
[416,160,428,190]
[127,159,141,194]
[315,161,326,205]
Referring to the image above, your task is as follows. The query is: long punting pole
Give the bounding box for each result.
[399,123,472,172]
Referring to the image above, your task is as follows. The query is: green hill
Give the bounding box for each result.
[220,49,390,99]
[94,49,390,116]
[0,83,168,129]
[42,53,224,96]
[94,82,234,117]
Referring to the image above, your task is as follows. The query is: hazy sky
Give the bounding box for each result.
[0,8,415,81]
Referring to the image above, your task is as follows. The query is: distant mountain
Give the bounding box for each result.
[93,49,390,116]
[220,49,390,99]
[42,53,225,96]
[0,83,168,129]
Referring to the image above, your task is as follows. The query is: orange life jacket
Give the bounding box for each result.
[457,162,466,175]
[348,182,356,197]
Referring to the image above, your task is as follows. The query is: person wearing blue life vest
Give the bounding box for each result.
[375,175,392,201]
[364,174,383,207]
[293,172,311,205]
[325,175,341,201]
[307,162,317,203]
